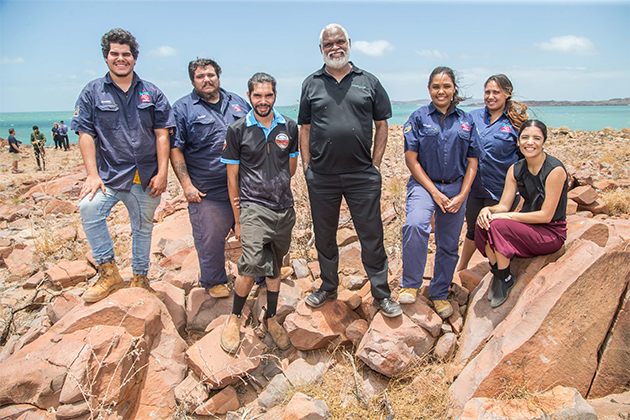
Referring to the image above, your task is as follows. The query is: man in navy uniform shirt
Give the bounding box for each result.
[71,28,175,303]
[170,59,250,298]
[299,23,401,317]
[220,73,299,353]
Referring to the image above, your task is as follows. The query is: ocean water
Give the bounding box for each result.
[1,105,628,144]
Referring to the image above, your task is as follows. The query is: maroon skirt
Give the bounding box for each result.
[475,219,567,259]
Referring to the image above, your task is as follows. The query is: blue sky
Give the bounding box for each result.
[1,0,629,112]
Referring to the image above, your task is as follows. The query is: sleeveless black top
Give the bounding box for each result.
[513,154,568,222]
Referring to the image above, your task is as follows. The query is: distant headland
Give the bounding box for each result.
[392,97,630,107]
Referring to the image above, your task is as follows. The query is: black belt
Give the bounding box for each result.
[432,176,462,185]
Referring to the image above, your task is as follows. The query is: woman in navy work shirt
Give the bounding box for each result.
[475,120,568,308]
[399,66,481,319]
[456,74,529,272]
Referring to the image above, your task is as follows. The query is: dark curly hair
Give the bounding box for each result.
[101,28,139,60]
[188,58,222,81]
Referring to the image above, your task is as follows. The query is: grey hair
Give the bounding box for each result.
[319,23,349,46]
[247,72,276,93]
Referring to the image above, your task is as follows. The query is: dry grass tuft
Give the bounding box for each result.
[600,188,630,216]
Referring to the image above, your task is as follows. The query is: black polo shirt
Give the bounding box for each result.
[298,63,392,174]
[222,109,299,210]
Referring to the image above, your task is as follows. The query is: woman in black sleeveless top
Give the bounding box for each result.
[475,120,568,308]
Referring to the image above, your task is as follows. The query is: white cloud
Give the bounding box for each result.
[353,40,395,57]
[2,56,25,64]
[535,35,597,55]
[415,49,449,59]
[148,46,177,57]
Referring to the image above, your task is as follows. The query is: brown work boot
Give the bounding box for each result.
[207,284,230,298]
[220,314,241,354]
[432,299,454,319]
[263,315,291,350]
[130,274,163,301]
[83,261,124,303]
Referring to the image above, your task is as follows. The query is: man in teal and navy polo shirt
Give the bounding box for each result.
[71,28,175,303]
[220,72,299,353]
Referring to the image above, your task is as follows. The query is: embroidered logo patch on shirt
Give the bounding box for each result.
[275,133,289,149]
[460,122,470,131]
[139,92,151,103]
[501,124,512,133]
[233,104,243,112]
[403,122,412,133]
[74,105,80,117]
[223,139,227,150]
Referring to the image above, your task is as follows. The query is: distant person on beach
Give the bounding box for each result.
[219,73,298,353]
[8,128,23,174]
[475,119,568,307]
[59,120,70,151]
[398,67,480,319]
[30,125,46,171]
[170,58,251,299]
[456,74,529,272]
[51,122,62,150]
[299,23,401,318]
[71,28,175,303]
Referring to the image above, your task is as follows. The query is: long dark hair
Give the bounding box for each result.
[428,66,467,123]
[485,74,529,130]
[519,120,548,142]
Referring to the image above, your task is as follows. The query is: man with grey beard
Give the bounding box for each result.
[298,23,401,317]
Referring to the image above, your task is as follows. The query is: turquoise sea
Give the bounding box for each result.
[1,105,628,145]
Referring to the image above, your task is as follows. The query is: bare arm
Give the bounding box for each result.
[170,147,205,202]
[289,156,298,177]
[226,163,241,239]
[445,157,478,214]
[372,120,388,168]
[147,128,170,198]
[299,124,311,172]
[405,150,449,213]
[78,132,106,200]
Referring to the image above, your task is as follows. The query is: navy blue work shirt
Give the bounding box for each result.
[403,103,481,184]
[171,89,250,201]
[71,72,175,192]
[469,106,519,200]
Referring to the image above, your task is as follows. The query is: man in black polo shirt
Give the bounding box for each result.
[299,23,401,317]
[220,73,299,353]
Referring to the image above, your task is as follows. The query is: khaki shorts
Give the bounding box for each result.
[237,204,295,278]
[11,153,20,162]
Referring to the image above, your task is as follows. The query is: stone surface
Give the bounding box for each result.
[158,248,193,270]
[434,333,457,361]
[459,386,597,420]
[186,287,233,337]
[356,312,436,377]
[567,198,579,215]
[337,227,358,247]
[338,289,362,310]
[258,373,292,409]
[579,199,609,215]
[450,240,630,411]
[152,281,186,336]
[284,300,360,350]
[343,275,368,290]
[4,246,44,278]
[45,260,96,289]
[283,359,323,388]
[195,386,240,416]
[292,258,310,279]
[254,279,302,323]
[283,392,330,420]
[345,319,369,347]
[568,185,598,205]
[400,299,442,337]
[186,325,266,390]
[46,292,84,324]
[587,391,630,420]
[174,372,209,414]
[163,268,199,294]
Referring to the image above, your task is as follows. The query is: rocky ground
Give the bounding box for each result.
[0,126,629,420]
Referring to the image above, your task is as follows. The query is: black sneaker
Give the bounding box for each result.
[305,289,337,308]
[491,275,514,308]
[374,297,403,318]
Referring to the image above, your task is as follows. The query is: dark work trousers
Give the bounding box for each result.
[61,135,69,151]
[305,165,390,299]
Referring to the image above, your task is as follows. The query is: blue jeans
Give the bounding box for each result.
[402,179,467,300]
[78,183,160,274]
[188,198,234,288]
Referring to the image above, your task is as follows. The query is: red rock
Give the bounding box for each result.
[434,333,457,361]
[449,282,469,306]
[23,173,86,198]
[181,248,200,274]
[282,392,330,420]
[42,199,76,215]
[254,279,302,323]
[186,325,265,390]
[195,386,240,416]
[187,287,233,337]
[152,281,187,335]
[579,199,609,215]
[574,168,593,186]
[4,246,44,278]
[459,386,596,420]
[450,240,630,411]
[23,271,46,289]
[343,275,368,290]
[345,319,369,346]
[150,214,192,253]
[588,283,630,398]
[400,299,442,337]
[568,185,598,205]
[338,289,362,310]
[163,268,199,294]
[57,225,77,242]
[45,260,97,289]
[587,390,630,420]
[356,312,436,377]
[307,261,320,279]
[337,227,358,247]
[159,248,193,270]
[0,203,31,222]
[455,269,483,293]
[174,372,209,412]
[284,300,360,351]
[594,179,618,191]
[46,292,84,324]
[338,242,366,276]
[447,301,463,334]
[567,198,579,215]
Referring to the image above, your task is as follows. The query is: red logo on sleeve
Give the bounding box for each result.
[501,124,512,132]
[461,122,470,131]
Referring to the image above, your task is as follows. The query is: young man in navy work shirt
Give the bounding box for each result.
[71,28,175,303]
[170,58,251,299]
[299,23,402,317]
[220,73,299,353]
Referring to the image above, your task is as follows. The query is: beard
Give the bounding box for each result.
[253,103,273,118]
[323,49,350,70]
